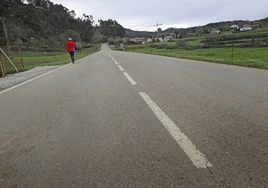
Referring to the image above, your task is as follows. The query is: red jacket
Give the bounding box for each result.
[66,41,76,52]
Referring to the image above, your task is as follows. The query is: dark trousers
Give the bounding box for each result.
[69,52,75,63]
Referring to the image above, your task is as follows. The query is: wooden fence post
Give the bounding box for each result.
[18,48,24,69]
[0,48,19,73]
[0,52,5,78]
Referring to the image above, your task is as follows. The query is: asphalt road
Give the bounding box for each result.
[0,44,267,188]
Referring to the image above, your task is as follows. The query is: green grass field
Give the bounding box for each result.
[124,43,268,69]
[1,44,101,74]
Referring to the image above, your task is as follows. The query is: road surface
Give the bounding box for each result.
[0,44,267,187]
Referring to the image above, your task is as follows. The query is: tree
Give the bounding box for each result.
[0,0,12,16]
[108,38,115,45]
[98,19,125,38]
[0,0,24,16]
[64,29,81,42]
[79,14,94,42]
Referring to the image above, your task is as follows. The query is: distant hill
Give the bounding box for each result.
[125,29,155,38]
[125,17,268,38]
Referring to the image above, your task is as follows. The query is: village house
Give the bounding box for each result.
[230,24,239,30]
[163,36,174,42]
[211,28,220,34]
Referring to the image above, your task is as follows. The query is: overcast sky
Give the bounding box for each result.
[51,0,268,31]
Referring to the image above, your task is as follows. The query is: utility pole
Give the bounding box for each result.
[150,22,163,54]
[1,17,12,54]
[231,30,236,62]
[156,22,162,32]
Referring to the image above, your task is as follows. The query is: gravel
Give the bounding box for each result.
[0,65,61,91]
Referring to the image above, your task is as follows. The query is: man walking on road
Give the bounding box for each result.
[66,38,77,64]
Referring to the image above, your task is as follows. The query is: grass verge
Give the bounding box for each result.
[2,44,101,74]
[124,43,268,69]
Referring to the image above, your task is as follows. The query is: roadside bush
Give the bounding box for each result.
[83,44,93,48]
[115,39,120,47]
[176,40,195,50]
[14,38,23,47]
[237,42,268,48]
[76,42,82,50]
[184,45,196,50]
[202,43,226,48]
[11,45,22,51]
[224,40,250,45]
[165,45,178,49]
[153,44,168,49]
[126,41,137,45]
[176,40,188,48]
[215,33,268,42]
[184,38,196,42]
[108,38,115,45]
[202,36,218,44]
[64,29,82,42]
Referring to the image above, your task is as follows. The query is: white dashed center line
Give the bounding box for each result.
[109,53,137,86]
[117,65,124,71]
[139,92,213,169]
[123,72,137,85]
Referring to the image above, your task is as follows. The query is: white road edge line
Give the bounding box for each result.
[123,72,137,85]
[117,65,124,71]
[0,64,68,95]
[139,92,213,169]
[114,61,119,65]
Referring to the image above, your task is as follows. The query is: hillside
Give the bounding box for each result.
[1,0,268,52]
[125,28,155,38]
[125,17,268,38]
[0,0,125,52]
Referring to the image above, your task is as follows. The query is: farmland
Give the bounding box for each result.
[123,27,268,69]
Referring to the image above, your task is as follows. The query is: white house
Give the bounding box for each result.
[147,38,152,43]
[153,37,163,42]
[163,36,174,42]
[211,28,220,34]
[240,25,252,32]
[230,24,239,30]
